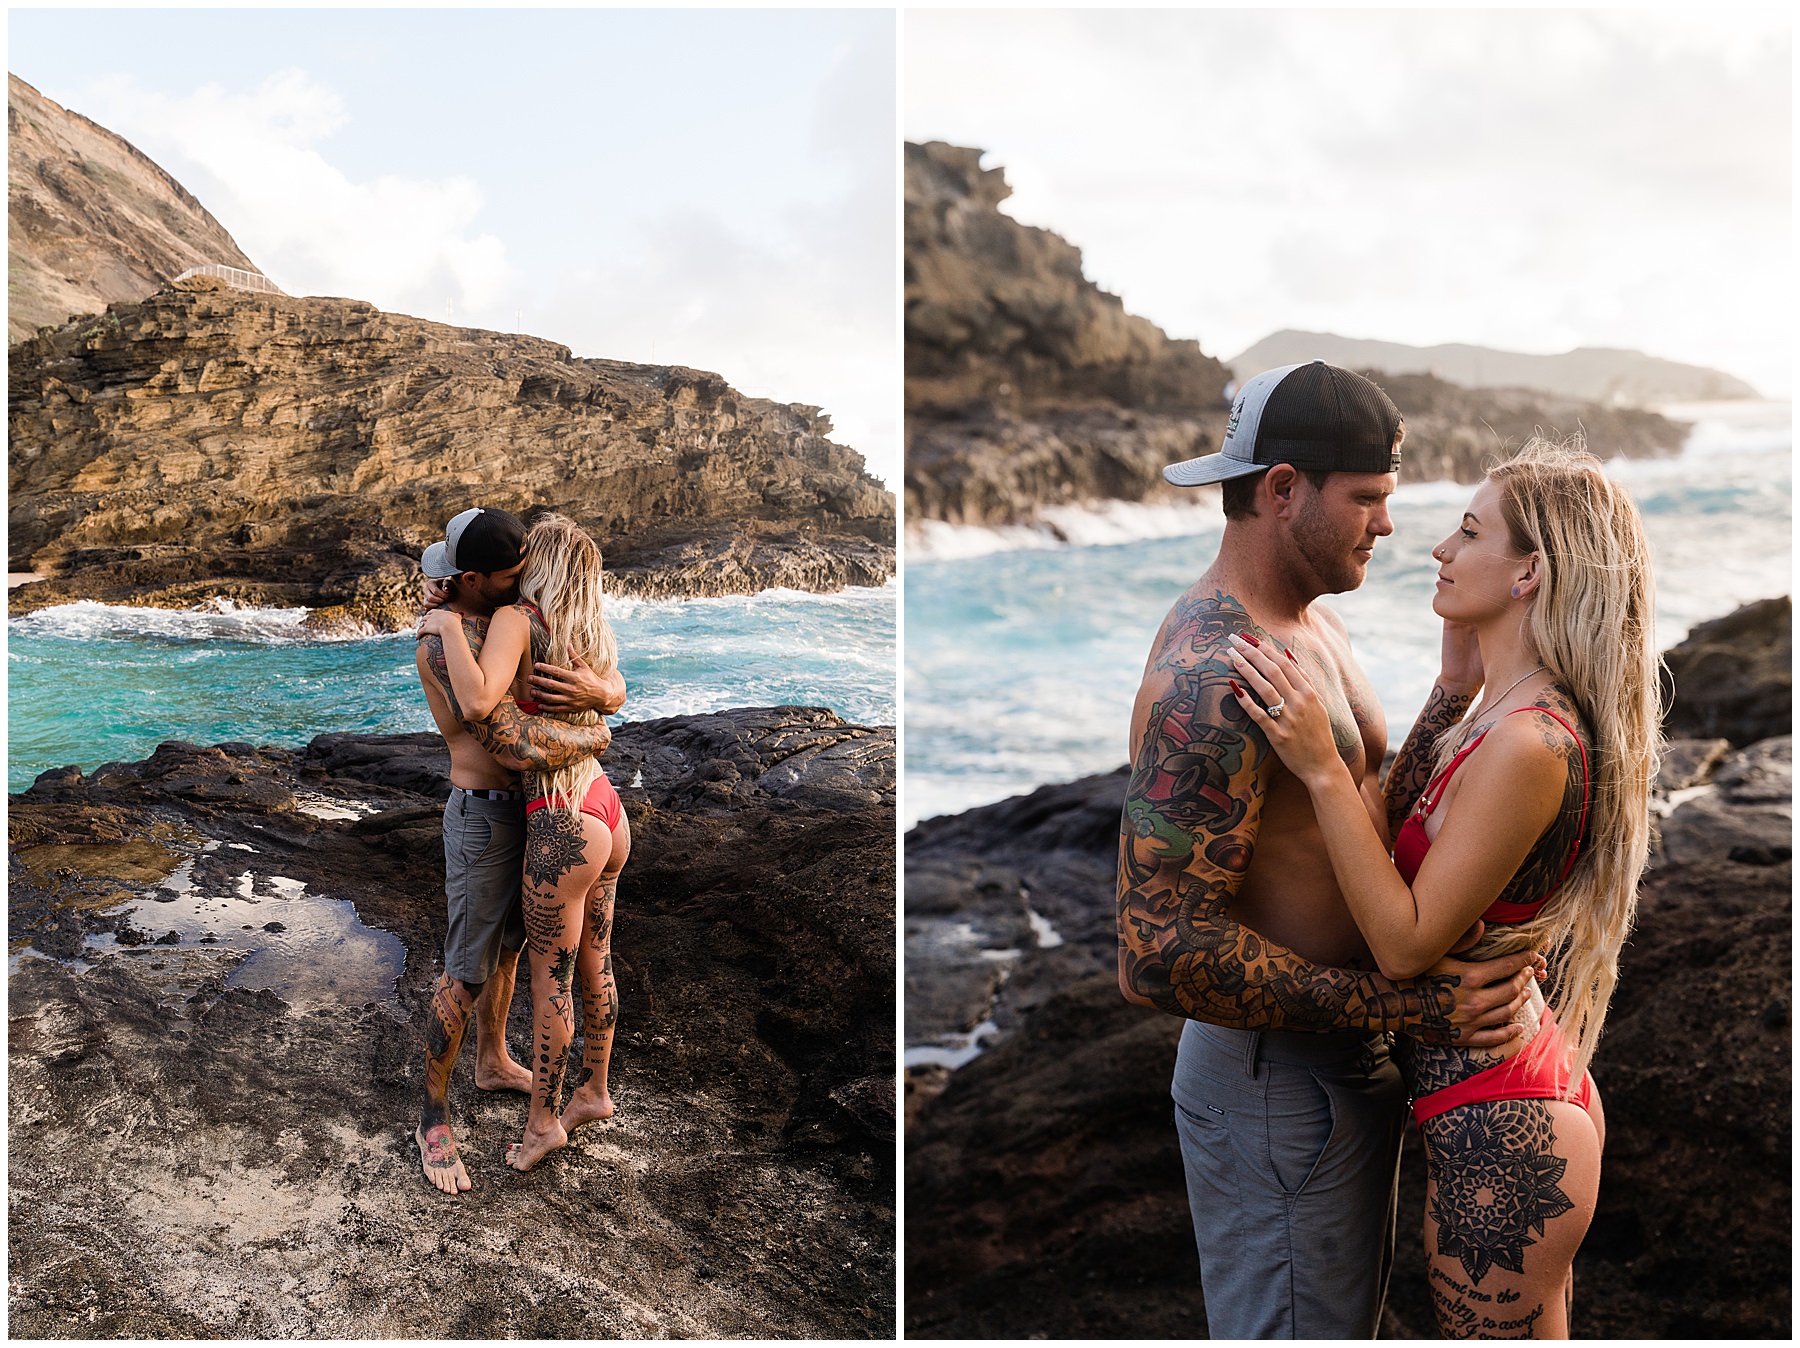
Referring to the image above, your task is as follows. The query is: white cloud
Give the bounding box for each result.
[908,9,1792,397]
[80,69,518,318]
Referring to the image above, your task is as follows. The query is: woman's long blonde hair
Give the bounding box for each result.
[1449,435,1663,1093]
[517,512,618,812]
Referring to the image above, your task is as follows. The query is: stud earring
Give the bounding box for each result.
[1510,585,1523,598]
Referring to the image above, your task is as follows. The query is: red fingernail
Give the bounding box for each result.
[1229,680,1244,696]
[1242,633,1260,647]
[1286,648,1298,663]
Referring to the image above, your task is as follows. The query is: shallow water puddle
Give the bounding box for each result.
[136,869,404,1010]
[12,837,404,1010]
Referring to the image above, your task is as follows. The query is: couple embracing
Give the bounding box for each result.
[1119,362,1658,1338]
[409,506,631,1192]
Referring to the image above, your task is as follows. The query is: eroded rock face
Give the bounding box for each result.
[8,74,260,341]
[7,708,895,1336]
[9,288,895,625]
[1662,596,1792,747]
[904,141,1234,528]
[902,141,1692,527]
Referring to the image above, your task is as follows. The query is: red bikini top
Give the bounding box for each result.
[1392,707,1590,924]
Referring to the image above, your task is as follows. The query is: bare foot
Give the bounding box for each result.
[504,1119,568,1172]
[416,1124,471,1194]
[474,1054,533,1093]
[559,1083,615,1135]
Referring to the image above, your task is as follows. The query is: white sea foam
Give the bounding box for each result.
[11,599,329,644]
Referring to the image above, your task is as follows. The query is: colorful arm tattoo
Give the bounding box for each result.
[1383,682,1476,840]
[419,618,610,772]
[1117,590,1458,1035]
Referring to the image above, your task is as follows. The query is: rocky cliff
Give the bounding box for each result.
[8,73,261,342]
[904,141,1233,527]
[8,707,895,1337]
[1234,330,1761,406]
[904,142,1692,528]
[9,282,895,627]
[903,601,1791,1337]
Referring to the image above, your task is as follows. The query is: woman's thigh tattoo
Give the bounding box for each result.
[524,808,586,890]
[1427,1101,1576,1287]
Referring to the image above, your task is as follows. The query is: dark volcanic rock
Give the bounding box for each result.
[903,756,1789,1338]
[9,286,893,626]
[1661,597,1792,746]
[8,710,895,1337]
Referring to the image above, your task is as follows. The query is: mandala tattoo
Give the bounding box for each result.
[1117,589,1464,1035]
[523,810,587,890]
[1426,1100,1575,1285]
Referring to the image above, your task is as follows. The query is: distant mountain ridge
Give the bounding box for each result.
[1231,330,1759,406]
[8,73,263,342]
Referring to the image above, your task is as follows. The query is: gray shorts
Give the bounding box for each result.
[442,788,526,987]
[1172,1019,1407,1339]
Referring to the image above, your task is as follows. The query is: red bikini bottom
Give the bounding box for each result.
[1412,1007,1593,1127]
[525,772,623,830]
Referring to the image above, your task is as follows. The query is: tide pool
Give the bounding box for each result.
[8,582,896,793]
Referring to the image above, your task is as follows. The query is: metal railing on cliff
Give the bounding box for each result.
[171,265,284,295]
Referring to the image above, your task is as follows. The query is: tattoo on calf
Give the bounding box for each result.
[1117,589,1457,1033]
[1427,1100,1575,1287]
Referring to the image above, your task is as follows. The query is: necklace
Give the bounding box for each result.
[1438,664,1547,764]
[1475,664,1547,721]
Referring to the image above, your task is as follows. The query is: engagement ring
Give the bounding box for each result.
[1267,700,1286,719]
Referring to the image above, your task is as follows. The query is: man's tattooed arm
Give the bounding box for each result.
[419,622,610,772]
[466,700,610,773]
[1118,601,1458,1036]
[1383,682,1476,840]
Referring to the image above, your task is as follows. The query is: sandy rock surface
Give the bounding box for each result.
[9,708,896,1337]
[9,289,893,627]
[8,74,259,341]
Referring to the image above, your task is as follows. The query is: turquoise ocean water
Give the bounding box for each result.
[904,402,1791,829]
[8,582,896,794]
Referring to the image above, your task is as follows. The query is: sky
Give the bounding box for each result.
[907,9,1792,399]
[9,8,899,485]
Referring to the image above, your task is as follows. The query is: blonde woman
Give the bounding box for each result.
[420,512,630,1170]
[1226,438,1659,1338]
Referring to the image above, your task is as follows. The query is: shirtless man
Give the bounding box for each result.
[411,506,626,1195]
[1116,363,1543,1337]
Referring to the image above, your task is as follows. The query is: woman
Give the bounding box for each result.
[419,512,630,1171]
[1226,437,1659,1338]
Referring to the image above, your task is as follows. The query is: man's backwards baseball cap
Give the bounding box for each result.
[421,507,527,578]
[1164,361,1403,487]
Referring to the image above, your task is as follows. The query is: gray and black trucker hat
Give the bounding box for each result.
[1163,361,1403,487]
[421,507,527,578]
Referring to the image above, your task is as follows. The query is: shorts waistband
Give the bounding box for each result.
[1187,1020,1389,1068]
[451,786,525,801]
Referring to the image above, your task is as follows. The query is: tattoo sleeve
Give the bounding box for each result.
[466,700,610,773]
[1117,593,1456,1034]
[1383,682,1476,840]
[419,618,610,772]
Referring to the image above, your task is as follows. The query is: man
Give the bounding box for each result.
[1116,362,1542,1337]
[411,506,626,1195]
